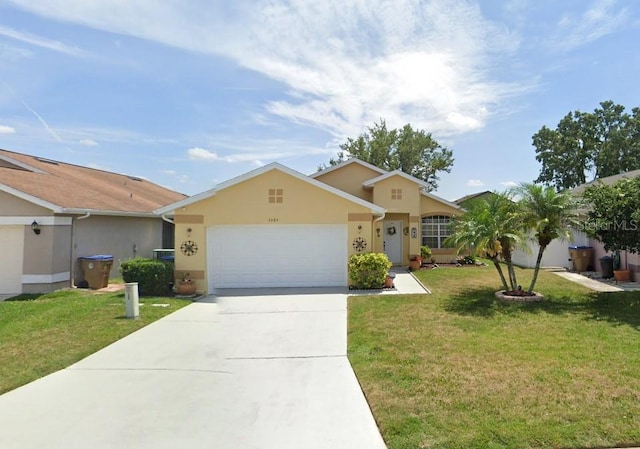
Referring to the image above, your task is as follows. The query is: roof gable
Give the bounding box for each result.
[156,162,386,215]
[421,190,463,211]
[309,158,387,179]
[362,169,430,189]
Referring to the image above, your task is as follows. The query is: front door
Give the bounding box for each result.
[383,220,402,264]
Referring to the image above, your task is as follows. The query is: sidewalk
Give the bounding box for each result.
[552,271,640,292]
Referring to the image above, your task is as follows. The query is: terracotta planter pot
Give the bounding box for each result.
[613,270,630,282]
[409,260,421,271]
[176,281,196,295]
[384,274,396,288]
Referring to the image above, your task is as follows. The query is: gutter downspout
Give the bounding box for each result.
[161,214,174,224]
[71,212,91,287]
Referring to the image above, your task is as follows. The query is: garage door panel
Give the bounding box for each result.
[207,225,347,289]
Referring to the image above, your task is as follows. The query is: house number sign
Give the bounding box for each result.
[180,240,198,256]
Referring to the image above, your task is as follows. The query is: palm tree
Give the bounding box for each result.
[446,192,526,292]
[515,183,579,293]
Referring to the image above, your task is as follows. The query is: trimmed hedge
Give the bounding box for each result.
[348,253,392,289]
[119,258,173,296]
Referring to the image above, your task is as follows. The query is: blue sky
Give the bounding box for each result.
[0,0,639,201]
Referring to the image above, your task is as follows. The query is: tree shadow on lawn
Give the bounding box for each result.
[443,286,640,330]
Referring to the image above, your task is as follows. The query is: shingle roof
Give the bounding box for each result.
[571,169,640,196]
[0,149,186,214]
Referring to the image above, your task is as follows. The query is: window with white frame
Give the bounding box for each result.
[421,215,451,248]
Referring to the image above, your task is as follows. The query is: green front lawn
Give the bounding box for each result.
[348,265,640,449]
[0,289,189,395]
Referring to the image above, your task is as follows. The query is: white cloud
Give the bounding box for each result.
[500,181,518,188]
[550,0,630,52]
[79,138,98,146]
[467,179,484,187]
[187,143,329,165]
[0,25,89,57]
[0,125,16,134]
[188,147,220,161]
[7,0,532,138]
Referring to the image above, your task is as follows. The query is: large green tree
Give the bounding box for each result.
[533,101,640,190]
[584,177,640,254]
[327,119,454,191]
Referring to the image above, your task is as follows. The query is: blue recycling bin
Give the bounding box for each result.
[78,255,114,289]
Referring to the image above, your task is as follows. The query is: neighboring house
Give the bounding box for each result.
[454,190,497,208]
[572,169,640,280]
[0,149,186,294]
[455,190,588,270]
[156,158,462,293]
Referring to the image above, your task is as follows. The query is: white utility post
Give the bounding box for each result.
[124,282,140,318]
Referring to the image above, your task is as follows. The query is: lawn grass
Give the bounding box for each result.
[0,289,190,395]
[348,265,640,449]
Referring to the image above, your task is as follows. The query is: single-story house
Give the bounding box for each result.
[511,169,640,276]
[156,158,462,293]
[0,149,186,294]
[571,169,640,280]
[454,189,588,270]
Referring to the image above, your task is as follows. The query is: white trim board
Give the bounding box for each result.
[21,272,71,284]
[0,217,72,226]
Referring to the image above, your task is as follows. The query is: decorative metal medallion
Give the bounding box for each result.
[352,237,367,252]
[387,226,397,235]
[180,240,198,256]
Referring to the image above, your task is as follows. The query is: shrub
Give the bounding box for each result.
[457,255,477,265]
[420,245,432,260]
[348,253,392,289]
[119,258,173,296]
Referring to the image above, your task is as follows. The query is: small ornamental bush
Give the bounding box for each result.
[420,245,432,260]
[348,253,392,289]
[120,258,173,296]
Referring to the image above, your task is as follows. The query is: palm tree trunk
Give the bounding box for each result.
[491,258,509,291]
[504,254,518,291]
[528,245,546,293]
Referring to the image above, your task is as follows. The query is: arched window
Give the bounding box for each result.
[421,215,451,248]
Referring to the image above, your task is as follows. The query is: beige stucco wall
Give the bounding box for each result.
[590,239,640,281]
[0,191,50,216]
[72,215,164,283]
[314,163,380,202]
[22,223,72,275]
[173,169,377,293]
[373,176,421,215]
[370,175,423,261]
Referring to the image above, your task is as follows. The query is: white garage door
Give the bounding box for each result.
[0,226,24,294]
[207,225,347,289]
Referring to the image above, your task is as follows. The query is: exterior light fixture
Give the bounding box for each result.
[376,227,381,237]
[31,220,41,235]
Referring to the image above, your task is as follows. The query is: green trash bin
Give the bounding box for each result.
[599,256,614,279]
[79,255,114,289]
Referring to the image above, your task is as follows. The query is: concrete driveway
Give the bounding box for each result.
[0,289,387,449]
